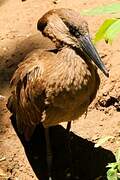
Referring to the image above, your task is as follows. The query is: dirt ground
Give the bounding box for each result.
[0,0,120,179]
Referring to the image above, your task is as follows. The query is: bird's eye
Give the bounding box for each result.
[74,31,81,37]
[69,25,81,38]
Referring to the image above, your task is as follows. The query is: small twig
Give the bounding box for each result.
[0,157,6,162]
[117,172,120,178]
[0,95,5,101]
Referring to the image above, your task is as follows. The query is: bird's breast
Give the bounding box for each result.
[45,47,96,101]
[41,48,99,127]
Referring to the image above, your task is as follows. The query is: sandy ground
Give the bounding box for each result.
[0,0,120,179]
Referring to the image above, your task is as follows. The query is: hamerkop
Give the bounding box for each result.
[7,8,109,179]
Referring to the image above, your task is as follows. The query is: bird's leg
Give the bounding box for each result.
[66,121,73,178]
[66,121,71,132]
[44,128,52,180]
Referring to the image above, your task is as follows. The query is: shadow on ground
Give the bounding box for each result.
[0,34,54,93]
[11,115,115,180]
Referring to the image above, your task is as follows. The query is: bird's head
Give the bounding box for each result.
[37,8,109,77]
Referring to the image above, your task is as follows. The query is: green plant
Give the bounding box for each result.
[81,3,120,179]
[81,3,120,44]
[106,148,120,180]
[94,137,120,179]
[81,3,120,16]
[94,18,120,44]
[94,136,114,148]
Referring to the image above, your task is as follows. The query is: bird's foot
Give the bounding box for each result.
[44,128,53,180]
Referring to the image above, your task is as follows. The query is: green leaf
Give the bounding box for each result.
[104,19,120,44]
[107,169,118,180]
[118,163,120,172]
[106,162,118,169]
[81,3,120,16]
[115,148,120,162]
[94,136,114,148]
[94,18,117,44]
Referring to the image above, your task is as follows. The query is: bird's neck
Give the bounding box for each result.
[56,46,95,69]
[45,46,98,95]
[54,47,95,86]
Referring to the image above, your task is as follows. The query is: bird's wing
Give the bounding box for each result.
[8,49,50,140]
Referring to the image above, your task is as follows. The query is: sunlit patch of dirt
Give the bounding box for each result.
[0,0,120,179]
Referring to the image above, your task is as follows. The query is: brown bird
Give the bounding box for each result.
[7,8,109,179]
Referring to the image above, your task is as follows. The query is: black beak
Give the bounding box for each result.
[79,35,109,77]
